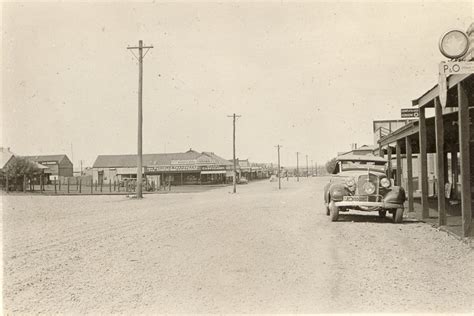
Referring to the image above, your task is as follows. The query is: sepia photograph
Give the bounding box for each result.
[1,0,473,314]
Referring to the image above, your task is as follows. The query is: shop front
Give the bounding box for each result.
[145,165,201,185]
[201,166,227,184]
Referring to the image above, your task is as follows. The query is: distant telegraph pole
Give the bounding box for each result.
[127,40,153,199]
[296,152,300,182]
[227,113,241,193]
[275,145,282,190]
[306,155,309,177]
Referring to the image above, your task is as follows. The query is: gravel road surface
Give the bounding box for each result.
[2,177,473,313]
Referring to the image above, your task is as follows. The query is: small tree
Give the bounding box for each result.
[325,157,337,174]
[4,157,41,191]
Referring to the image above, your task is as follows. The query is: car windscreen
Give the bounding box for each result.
[340,160,386,172]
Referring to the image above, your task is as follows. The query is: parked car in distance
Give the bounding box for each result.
[237,177,249,184]
[323,154,406,223]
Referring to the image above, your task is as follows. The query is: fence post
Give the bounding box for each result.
[95,180,97,191]
[76,178,79,191]
[59,177,61,191]
[54,179,57,194]
[23,175,26,192]
[5,175,8,193]
[100,180,103,192]
[114,180,116,192]
[109,179,112,192]
[91,179,93,194]
[79,179,82,193]
[40,175,43,193]
[67,177,70,194]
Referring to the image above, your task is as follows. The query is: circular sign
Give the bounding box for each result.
[439,30,469,59]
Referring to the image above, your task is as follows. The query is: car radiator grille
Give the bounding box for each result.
[356,174,379,196]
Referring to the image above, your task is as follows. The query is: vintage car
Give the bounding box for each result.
[237,177,249,184]
[324,155,406,222]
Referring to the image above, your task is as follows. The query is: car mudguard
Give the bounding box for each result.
[383,186,406,204]
[329,183,348,202]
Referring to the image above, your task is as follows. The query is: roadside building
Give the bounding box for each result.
[0,147,15,189]
[0,147,15,173]
[377,26,474,237]
[227,159,270,181]
[338,144,378,156]
[373,119,416,145]
[24,155,74,181]
[92,149,232,186]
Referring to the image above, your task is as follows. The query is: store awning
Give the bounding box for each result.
[201,170,226,175]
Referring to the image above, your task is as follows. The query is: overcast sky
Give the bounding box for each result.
[2,1,473,169]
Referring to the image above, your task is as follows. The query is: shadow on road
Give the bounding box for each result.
[335,213,422,224]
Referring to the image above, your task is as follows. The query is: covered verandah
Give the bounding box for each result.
[378,73,473,238]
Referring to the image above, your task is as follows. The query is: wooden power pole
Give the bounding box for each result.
[127,40,153,199]
[306,154,309,177]
[296,152,300,182]
[275,145,282,189]
[227,113,241,193]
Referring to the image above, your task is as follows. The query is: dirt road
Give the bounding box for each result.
[2,177,473,313]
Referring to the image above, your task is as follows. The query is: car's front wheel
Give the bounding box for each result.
[329,200,339,222]
[378,210,387,218]
[393,208,404,223]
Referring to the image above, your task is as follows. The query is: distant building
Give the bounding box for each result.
[373,119,415,146]
[92,149,233,185]
[227,159,271,180]
[24,155,74,180]
[0,147,15,173]
[338,144,378,156]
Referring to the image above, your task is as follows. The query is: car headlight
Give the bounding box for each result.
[380,177,391,188]
[345,177,355,187]
[362,182,376,194]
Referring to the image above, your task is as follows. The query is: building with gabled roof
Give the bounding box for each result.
[92,149,233,186]
[23,154,73,180]
[0,147,15,172]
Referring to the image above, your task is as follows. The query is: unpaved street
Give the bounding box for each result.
[2,177,473,313]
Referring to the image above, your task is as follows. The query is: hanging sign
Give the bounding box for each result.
[401,108,419,118]
[439,61,474,75]
[438,61,474,108]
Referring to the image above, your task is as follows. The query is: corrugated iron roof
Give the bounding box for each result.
[93,150,232,168]
[24,155,69,163]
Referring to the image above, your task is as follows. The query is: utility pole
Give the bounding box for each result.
[311,159,314,176]
[306,155,309,177]
[296,152,300,182]
[80,160,83,175]
[127,40,153,199]
[227,113,241,193]
[275,145,282,189]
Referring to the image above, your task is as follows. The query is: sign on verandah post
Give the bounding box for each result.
[438,61,474,107]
